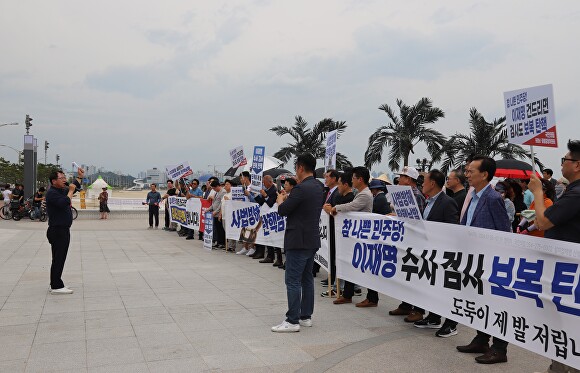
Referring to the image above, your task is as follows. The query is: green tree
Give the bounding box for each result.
[364,98,446,171]
[270,116,353,170]
[37,163,60,188]
[433,107,542,173]
[0,157,23,185]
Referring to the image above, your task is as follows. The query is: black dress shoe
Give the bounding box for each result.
[273,260,283,267]
[279,263,285,269]
[253,253,265,259]
[185,236,194,240]
[259,257,274,263]
[456,342,490,354]
[475,350,507,364]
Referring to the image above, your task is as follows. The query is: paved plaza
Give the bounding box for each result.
[0,216,550,372]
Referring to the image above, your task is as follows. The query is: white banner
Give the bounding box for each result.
[224,200,289,248]
[166,162,193,181]
[504,84,558,148]
[386,185,423,219]
[335,211,580,369]
[315,211,330,271]
[229,145,247,168]
[250,146,265,193]
[168,196,202,230]
[325,130,337,171]
[101,198,148,211]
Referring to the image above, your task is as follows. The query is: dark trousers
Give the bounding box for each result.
[164,207,170,228]
[265,246,274,259]
[343,280,355,298]
[473,331,508,353]
[46,226,70,290]
[366,289,379,303]
[148,205,159,227]
[285,249,315,324]
[213,217,225,245]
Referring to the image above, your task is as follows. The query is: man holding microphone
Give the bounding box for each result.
[45,167,84,294]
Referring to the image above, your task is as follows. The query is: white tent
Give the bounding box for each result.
[87,176,112,199]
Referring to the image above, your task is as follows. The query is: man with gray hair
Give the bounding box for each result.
[254,174,278,262]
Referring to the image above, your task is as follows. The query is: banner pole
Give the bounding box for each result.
[530,145,537,176]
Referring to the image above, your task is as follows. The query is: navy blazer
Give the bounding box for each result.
[425,192,459,224]
[460,185,511,232]
[254,185,277,208]
[278,176,324,250]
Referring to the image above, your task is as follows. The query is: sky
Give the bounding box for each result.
[1,1,579,179]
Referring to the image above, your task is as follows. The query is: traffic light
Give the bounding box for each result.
[25,114,33,134]
[56,154,60,165]
[44,141,49,151]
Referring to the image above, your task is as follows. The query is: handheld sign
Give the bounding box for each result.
[386,185,423,220]
[250,146,265,193]
[504,84,557,148]
[229,145,247,168]
[325,130,337,171]
[203,211,213,251]
[166,162,193,181]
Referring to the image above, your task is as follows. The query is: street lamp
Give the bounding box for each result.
[415,158,430,172]
[0,144,24,165]
[0,122,18,128]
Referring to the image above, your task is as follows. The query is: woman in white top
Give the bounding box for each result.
[1,184,12,210]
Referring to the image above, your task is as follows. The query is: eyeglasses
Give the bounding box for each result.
[561,157,579,165]
[445,176,457,181]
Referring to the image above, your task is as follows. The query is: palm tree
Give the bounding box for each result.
[434,107,542,173]
[270,116,353,170]
[364,98,446,171]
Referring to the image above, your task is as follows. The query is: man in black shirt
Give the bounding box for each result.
[529,140,580,373]
[32,187,45,221]
[11,183,24,211]
[446,169,467,210]
[162,179,177,231]
[46,168,83,294]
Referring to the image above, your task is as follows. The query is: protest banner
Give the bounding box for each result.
[229,145,247,168]
[504,84,557,148]
[200,199,212,233]
[231,186,246,201]
[100,198,148,211]
[165,162,193,181]
[315,210,330,271]
[203,211,213,250]
[250,146,265,193]
[168,196,202,230]
[386,185,423,220]
[325,130,337,171]
[335,211,580,369]
[223,200,287,248]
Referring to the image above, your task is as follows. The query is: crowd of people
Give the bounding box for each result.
[148,140,579,372]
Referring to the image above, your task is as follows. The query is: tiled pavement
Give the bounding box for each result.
[0,218,550,372]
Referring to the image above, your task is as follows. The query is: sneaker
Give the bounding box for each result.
[299,319,312,327]
[236,248,248,255]
[320,279,329,286]
[436,325,458,338]
[414,318,442,329]
[321,290,336,298]
[246,248,256,256]
[148,226,153,230]
[50,287,73,294]
[354,288,362,296]
[271,321,300,333]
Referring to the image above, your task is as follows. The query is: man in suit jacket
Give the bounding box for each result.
[253,175,278,262]
[319,170,340,284]
[412,170,460,337]
[272,153,324,332]
[457,156,511,365]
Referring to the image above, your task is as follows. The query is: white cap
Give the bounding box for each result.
[396,166,420,180]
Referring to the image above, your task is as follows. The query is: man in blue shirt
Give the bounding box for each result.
[143,184,162,229]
